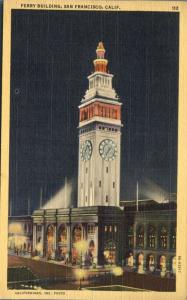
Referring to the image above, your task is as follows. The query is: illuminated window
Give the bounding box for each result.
[127,225,134,248]
[136,225,144,248]
[58,225,67,243]
[73,225,82,242]
[170,226,176,249]
[88,225,95,234]
[114,225,117,232]
[147,225,156,248]
[159,226,168,249]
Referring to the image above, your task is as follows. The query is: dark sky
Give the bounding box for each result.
[9,10,179,215]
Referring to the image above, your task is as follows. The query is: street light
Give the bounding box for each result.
[75,268,87,290]
[75,240,88,268]
[112,266,123,276]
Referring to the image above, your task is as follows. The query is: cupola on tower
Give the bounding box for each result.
[78,42,122,207]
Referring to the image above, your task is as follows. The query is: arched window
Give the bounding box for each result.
[136,225,144,248]
[88,225,95,234]
[89,240,95,255]
[170,225,176,249]
[46,224,55,258]
[104,240,116,264]
[147,254,155,272]
[159,226,168,249]
[72,225,82,243]
[147,225,156,248]
[47,225,54,242]
[159,255,166,270]
[127,225,134,248]
[126,252,134,267]
[58,225,67,243]
[137,252,144,273]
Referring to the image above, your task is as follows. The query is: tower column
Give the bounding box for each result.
[33,224,37,252]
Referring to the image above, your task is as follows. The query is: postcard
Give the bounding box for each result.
[0,0,187,299]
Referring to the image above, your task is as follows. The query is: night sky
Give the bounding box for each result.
[9,10,179,215]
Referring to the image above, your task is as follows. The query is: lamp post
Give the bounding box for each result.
[75,240,88,268]
[75,268,86,290]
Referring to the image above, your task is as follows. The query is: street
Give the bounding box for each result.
[8,255,175,291]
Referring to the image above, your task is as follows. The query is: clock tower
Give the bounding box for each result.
[78,42,122,207]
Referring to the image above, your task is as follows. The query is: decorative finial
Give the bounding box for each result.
[94,41,108,73]
[97,41,105,51]
[96,41,106,59]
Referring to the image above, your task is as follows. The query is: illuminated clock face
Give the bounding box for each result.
[99,139,117,161]
[80,140,92,161]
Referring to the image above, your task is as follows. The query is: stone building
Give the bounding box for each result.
[32,207,124,265]
[32,42,124,266]
[123,200,176,275]
[8,215,33,254]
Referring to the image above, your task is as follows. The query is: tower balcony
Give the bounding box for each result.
[79,100,122,123]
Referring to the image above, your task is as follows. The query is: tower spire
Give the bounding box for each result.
[93,41,108,73]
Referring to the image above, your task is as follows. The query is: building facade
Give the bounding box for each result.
[32,206,123,266]
[124,201,176,275]
[8,216,33,254]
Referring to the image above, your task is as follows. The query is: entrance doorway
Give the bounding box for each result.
[46,224,55,259]
[58,225,67,261]
[103,240,116,264]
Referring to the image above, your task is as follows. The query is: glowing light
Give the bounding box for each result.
[75,268,86,280]
[9,223,23,234]
[8,235,27,249]
[33,256,40,260]
[103,250,110,259]
[112,266,123,276]
[42,178,75,209]
[35,242,43,252]
[141,178,168,203]
[75,240,88,254]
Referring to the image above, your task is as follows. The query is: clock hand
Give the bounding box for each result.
[105,146,111,156]
[106,146,114,157]
[108,148,114,157]
[85,145,90,155]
